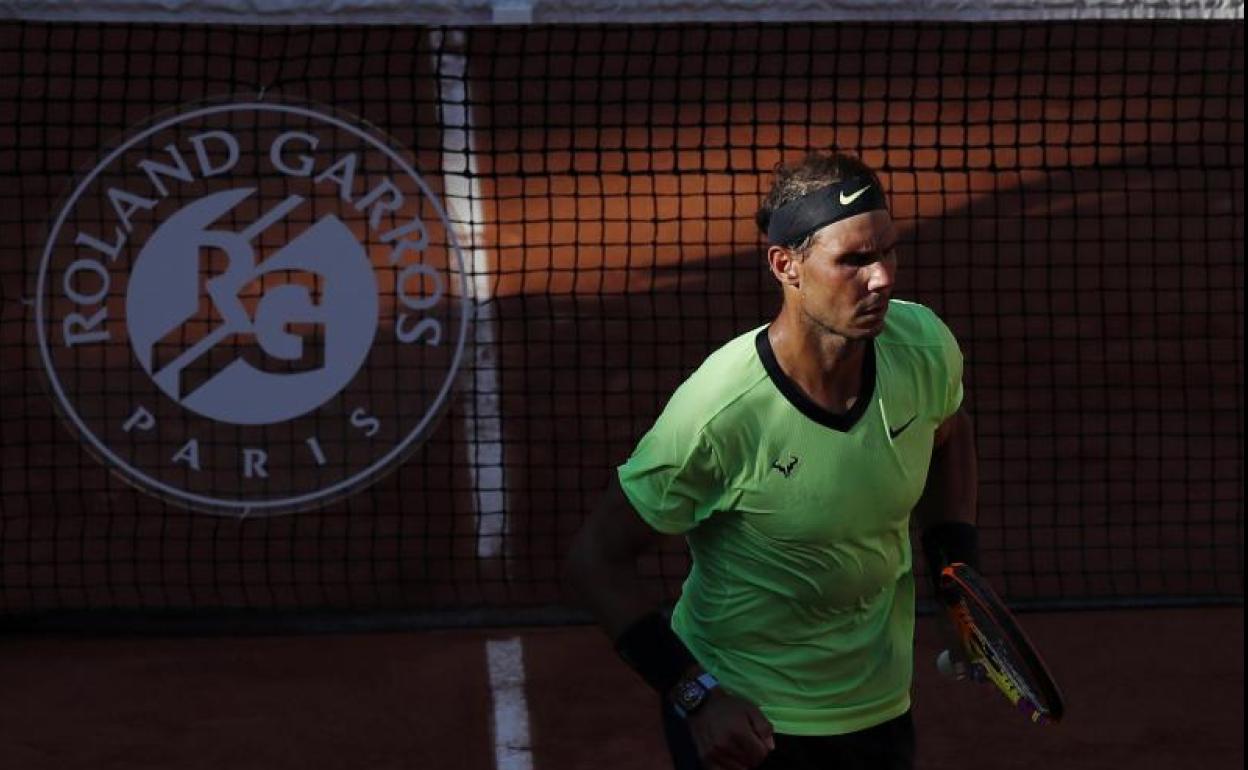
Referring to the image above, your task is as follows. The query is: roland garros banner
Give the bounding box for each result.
[36,100,470,516]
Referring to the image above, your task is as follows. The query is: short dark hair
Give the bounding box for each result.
[755,150,884,256]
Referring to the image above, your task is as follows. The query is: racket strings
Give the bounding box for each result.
[957,601,1050,715]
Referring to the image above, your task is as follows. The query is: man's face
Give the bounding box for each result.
[794,209,898,339]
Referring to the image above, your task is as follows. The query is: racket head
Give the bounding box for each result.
[939,563,1066,724]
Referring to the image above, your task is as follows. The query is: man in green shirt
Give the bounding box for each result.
[565,151,980,770]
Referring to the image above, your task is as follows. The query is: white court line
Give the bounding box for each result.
[432,30,510,561]
[486,638,534,770]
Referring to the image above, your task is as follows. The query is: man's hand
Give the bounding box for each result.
[686,690,776,770]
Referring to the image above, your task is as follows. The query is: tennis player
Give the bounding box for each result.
[565,150,980,770]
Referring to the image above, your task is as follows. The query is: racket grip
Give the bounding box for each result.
[936,649,957,679]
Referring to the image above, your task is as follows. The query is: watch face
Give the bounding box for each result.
[675,679,706,710]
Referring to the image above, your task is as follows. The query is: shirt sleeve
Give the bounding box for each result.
[617,386,726,535]
[932,313,965,421]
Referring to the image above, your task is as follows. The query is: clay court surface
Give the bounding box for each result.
[1,607,1241,770]
[1,18,1242,770]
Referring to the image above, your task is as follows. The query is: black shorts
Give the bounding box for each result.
[661,698,916,770]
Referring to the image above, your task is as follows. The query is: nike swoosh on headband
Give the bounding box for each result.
[839,186,870,205]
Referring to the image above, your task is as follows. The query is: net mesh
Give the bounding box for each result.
[0,18,1242,625]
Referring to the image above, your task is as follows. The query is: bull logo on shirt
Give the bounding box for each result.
[771,455,800,478]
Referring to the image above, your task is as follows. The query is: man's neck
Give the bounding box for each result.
[767,308,869,414]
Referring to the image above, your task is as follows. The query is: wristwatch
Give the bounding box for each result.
[669,671,720,718]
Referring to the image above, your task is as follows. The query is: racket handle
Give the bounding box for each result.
[936,649,957,679]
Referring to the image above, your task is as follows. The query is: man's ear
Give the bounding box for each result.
[767,245,800,287]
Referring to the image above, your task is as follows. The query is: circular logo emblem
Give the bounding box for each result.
[36,101,469,516]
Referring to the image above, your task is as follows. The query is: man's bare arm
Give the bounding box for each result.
[563,478,776,769]
[913,406,978,530]
[563,476,669,637]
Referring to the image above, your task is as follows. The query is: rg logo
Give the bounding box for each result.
[36,100,470,516]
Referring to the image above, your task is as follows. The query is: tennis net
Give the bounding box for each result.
[0,1,1242,629]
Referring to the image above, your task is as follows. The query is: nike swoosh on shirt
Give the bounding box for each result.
[889,415,917,440]
[839,186,870,205]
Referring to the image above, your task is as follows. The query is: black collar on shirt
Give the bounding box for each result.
[754,327,876,432]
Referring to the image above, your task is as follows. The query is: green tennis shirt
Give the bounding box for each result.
[617,300,964,736]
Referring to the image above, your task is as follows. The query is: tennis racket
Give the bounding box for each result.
[937,562,1065,725]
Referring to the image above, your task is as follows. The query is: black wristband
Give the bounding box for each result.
[613,611,698,694]
[920,521,980,596]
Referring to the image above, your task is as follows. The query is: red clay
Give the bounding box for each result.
[1,608,1241,770]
